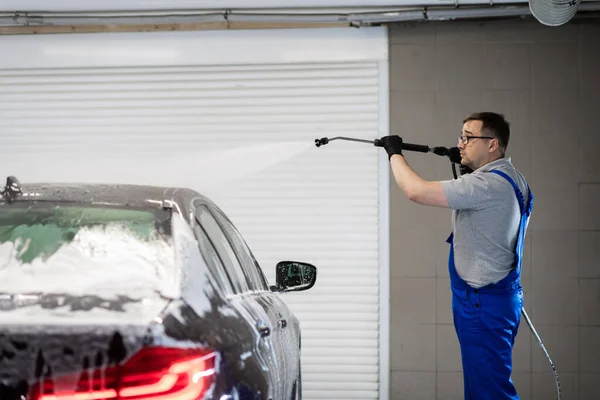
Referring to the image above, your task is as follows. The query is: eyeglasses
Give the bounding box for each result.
[458,135,496,145]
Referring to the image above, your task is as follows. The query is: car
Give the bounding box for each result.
[0,176,317,400]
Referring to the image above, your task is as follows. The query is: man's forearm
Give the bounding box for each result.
[389,154,425,200]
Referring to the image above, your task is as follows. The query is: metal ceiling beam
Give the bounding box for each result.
[0,0,529,13]
[2,2,600,26]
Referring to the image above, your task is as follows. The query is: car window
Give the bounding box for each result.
[191,220,235,296]
[209,207,269,291]
[0,203,176,297]
[195,205,249,294]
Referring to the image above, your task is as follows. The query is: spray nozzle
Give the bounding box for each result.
[315,137,330,147]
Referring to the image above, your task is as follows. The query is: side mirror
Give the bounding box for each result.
[273,261,317,293]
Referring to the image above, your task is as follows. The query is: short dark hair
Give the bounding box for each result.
[463,112,510,154]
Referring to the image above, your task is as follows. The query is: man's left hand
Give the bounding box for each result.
[376,135,404,159]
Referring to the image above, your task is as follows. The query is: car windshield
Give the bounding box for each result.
[0,203,176,296]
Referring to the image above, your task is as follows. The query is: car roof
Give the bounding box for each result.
[1,180,210,219]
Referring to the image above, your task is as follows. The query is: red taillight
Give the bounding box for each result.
[29,347,216,400]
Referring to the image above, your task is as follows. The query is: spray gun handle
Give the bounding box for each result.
[403,142,431,153]
[373,139,430,153]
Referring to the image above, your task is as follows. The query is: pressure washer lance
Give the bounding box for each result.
[315,136,468,177]
[315,135,562,400]
[316,136,439,154]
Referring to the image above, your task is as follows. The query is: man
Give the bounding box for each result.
[378,112,533,400]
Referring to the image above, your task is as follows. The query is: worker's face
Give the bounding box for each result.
[457,120,496,170]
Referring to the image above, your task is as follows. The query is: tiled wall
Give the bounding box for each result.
[388,18,600,400]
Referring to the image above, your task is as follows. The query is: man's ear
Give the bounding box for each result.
[489,138,499,153]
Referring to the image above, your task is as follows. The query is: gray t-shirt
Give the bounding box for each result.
[440,158,530,289]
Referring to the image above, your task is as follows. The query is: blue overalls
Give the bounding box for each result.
[446,170,533,400]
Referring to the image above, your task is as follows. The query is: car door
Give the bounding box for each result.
[208,206,295,398]
[194,204,283,400]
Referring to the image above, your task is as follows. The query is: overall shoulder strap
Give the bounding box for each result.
[489,169,533,216]
[489,170,534,271]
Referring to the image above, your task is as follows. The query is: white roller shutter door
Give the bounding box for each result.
[0,28,389,400]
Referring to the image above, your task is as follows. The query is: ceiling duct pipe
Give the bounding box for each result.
[529,0,581,25]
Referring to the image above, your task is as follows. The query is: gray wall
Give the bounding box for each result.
[388,19,600,400]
